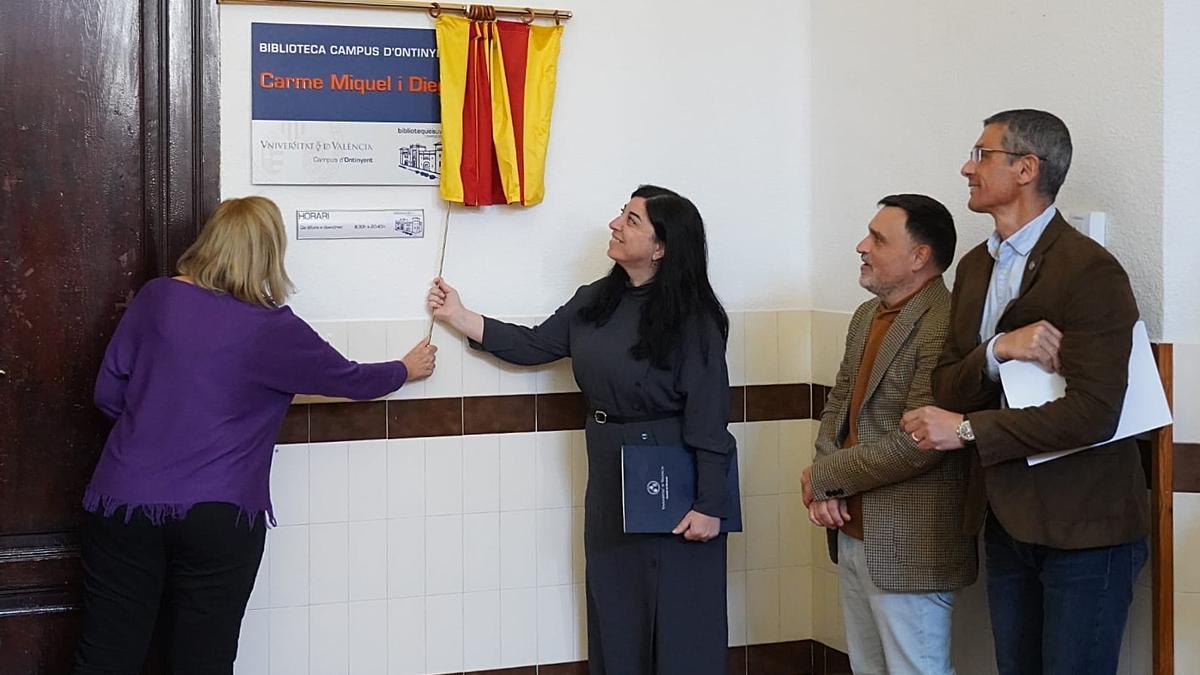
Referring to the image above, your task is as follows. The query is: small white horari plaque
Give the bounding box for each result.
[295,209,425,240]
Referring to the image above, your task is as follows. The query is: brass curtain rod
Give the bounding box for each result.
[217,0,572,23]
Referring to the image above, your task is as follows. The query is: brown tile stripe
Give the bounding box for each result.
[283,384,819,444]
[747,640,816,674]
[1177,443,1200,493]
[277,404,309,444]
[536,392,589,431]
[812,384,830,419]
[388,397,463,438]
[464,395,536,435]
[817,642,852,674]
[745,384,812,422]
[730,386,746,423]
[728,645,748,675]
[537,662,589,675]
[285,390,1200,494]
[445,642,848,675]
[1139,441,1200,493]
[309,401,385,443]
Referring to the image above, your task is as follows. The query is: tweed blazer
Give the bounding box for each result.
[809,278,978,593]
[932,213,1148,549]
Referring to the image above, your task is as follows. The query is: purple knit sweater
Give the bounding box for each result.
[84,277,408,525]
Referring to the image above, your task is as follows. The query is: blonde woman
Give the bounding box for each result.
[71,196,435,674]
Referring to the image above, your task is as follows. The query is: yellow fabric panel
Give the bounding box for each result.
[520,24,563,206]
[487,25,522,205]
[435,16,470,203]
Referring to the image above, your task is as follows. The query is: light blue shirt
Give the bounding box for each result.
[981,204,1057,380]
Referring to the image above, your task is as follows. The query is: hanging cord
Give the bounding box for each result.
[428,200,453,341]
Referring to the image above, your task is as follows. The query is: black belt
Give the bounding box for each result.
[589,408,681,425]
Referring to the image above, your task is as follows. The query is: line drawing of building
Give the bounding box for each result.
[393,213,424,237]
[398,142,442,179]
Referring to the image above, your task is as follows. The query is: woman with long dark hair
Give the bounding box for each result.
[428,185,738,674]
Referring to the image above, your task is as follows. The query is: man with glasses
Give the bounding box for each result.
[901,109,1148,675]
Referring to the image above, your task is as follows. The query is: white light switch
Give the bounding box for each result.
[1068,211,1106,247]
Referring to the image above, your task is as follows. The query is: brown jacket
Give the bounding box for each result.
[932,213,1149,549]
[810,278,978,592]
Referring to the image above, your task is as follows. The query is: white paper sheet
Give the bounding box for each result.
[996,321,1172,465]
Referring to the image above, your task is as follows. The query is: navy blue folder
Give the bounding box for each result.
[620,445,743,534]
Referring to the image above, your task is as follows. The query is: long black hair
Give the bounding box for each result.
[578,185,729,368]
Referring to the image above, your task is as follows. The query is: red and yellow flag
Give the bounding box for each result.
[436,15,563,206]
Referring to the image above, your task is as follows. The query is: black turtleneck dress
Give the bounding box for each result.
[473,278,739,675]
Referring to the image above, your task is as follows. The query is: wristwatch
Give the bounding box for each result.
[956,418,976,443]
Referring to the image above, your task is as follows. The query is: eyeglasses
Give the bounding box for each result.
[968,147,1043,164]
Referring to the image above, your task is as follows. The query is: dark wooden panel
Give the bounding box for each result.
[0,533,82,593]
[0,604,84,674]
[0,0,220,537]
[142,0,222,275]
[1150,343,1173,675]
[0,0,145,537]
[0,0,220,670]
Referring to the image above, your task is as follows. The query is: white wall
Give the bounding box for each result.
[808,0,1165,339]
[220,0,812,323]
[235,311,821,674]
[1163,4,1200,667]
[807,3,1165,673]
[216,0,1193,672]
[1163,0,1200,342]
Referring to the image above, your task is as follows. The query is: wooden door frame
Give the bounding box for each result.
[0,0,221,629]
[1151,344,1174,675]
[143,0,223,274]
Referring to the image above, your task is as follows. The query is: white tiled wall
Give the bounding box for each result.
[310,311,826,397]
[241,314,1184,673]
[810,310,853,388]
[248,426,820,672]
[239,310,820,673]
[1175,342,1200,673]
[243,433,588,674]
[728,417,820,651]
[1175,343,1199,444]
[384,317,580,401]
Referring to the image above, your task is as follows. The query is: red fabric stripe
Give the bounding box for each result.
[496,21,530,204]
[461,23,505,206]
[459,22,480,204]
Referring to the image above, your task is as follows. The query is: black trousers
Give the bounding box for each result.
[72,502,266,675]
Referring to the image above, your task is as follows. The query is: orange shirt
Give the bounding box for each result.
[839,291,915,540]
